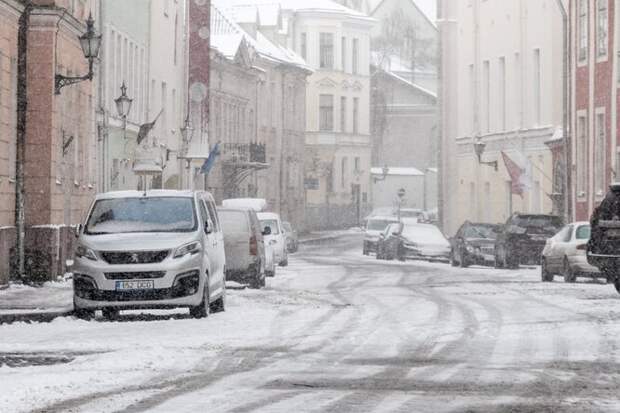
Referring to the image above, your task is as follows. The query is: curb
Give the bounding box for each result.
[299,232,356,245]
[0,309,73,325]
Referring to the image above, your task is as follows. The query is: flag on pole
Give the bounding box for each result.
[501,151,526,197]
[200,143,221,175]
[136,109,163,145]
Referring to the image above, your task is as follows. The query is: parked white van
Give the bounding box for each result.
[72,190,226,320]
[257,212,288,267]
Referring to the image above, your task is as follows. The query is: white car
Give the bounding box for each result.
[257,212,288,267]
[541,222,600,283]
[72,190,226,320]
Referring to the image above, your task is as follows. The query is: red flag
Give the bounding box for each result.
[501,152,525,197]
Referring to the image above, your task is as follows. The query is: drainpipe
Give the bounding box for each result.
[15,1,33,282]
[554,0,571,222]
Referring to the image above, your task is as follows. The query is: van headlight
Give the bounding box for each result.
[76,245,98,261]
[173,242,202,259]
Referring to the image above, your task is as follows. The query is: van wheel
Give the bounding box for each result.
[190,281,210,319]
[73,298,95,320]
[210,286,226,313]
[102,308,120,321]
[541,258,553,282]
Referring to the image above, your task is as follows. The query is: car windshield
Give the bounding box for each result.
[513,215,562,229]
[464,225,498,240]
[261,219,280,235]
[402,224,447,244]
[367,219,398,231]
[218,210,249,233]
[85,197,197,235]
[576,225,591,240]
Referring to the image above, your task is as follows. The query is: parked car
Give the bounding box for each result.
[217,207,269,289]
[376,223,404,260]
[363,215,400,255]
[378,221,451,262]
[450,222,500,267]
[587,183,620,291]
[257,212,288,267]
[72,190,226,320]
[494,213,564,269]
[398,208,428,222]
[282,221,299,253]
[541,222,600,283]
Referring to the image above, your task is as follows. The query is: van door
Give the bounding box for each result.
[204,196,226,295]
[197,198,216,294]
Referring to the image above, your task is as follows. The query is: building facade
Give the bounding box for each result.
[571,0,617,221]
[0,0,100,284]
[440,0,566,235]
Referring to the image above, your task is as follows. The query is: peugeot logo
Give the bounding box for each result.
[130,253,140,264]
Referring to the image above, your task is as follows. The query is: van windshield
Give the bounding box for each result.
[85,197,197,235]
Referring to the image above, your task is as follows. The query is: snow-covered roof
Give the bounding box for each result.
[211,3,310,71]
[368,0,436,26]
[375,66,437,99]
[371,167,425,176]
[216,0,372,21]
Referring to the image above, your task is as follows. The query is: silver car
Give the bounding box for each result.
[72,190,226,320]
[541,222,600,283]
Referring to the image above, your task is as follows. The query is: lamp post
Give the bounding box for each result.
[373,164,390,183]
[114,82,133,137]
[55,13,102,95]
[473,138,498,171]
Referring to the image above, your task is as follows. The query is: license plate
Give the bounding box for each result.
[115,280,154,290]
[608,229,620,237]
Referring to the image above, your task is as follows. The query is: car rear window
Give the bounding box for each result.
[513,215,563,229]
[576,225,591,240]
[218,210,249,233]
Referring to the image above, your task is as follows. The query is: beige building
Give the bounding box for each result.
[440,0,566,235]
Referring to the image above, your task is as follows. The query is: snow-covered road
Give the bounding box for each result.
[3,234,620,412]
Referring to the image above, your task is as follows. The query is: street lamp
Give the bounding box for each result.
[55,13,102,95]
[115,82,133,138]
[373,164,390,183]
[473,138,498,171]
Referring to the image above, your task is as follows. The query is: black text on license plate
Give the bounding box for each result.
[115,280,154,290]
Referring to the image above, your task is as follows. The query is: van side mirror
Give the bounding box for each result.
[262,226,272,236]
[74,224,83,238]
[205,220,214,234]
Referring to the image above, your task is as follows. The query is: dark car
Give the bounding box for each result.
[587,183,620,291]
[495,213,564,269]
[450,222,501,268]
[376,223,404,260]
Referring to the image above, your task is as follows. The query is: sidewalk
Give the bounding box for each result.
[299,227,363,244]
[0,280,74,324]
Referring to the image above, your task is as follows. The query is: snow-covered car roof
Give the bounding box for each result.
[402,223,449,245]
[222,198,267,211]
[95,190,196,200]
[367,215,399,222]
[257,212,280,220]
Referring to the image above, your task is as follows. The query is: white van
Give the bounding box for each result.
[72,190,226,320]
[257,212,288,267]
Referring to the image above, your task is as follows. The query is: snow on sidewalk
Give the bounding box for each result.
[0,280,73,317]
[299,227,363,243]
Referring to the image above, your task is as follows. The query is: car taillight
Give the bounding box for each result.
[576,244,587,251]
[250,235,258,256]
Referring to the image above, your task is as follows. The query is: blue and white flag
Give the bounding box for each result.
[200,143,221,175]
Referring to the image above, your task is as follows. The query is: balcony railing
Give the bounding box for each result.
[221,142,267,164]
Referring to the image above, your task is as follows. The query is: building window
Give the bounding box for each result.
[499,56,506,131]
[341,37,347,72]
[341,157,348,188]
[300,33,307,60]
[354,156,360,172]
[595,111,606,196]
[597,0,608,58]
[320,33,334,69]
[352,38,359,74]
[319,94,334,131]
[579,0,588,61]
[533,49,541,125]
[482,60,490,132]
[577,114,587,196]
[353,97,359,134]
[340,96,347,132]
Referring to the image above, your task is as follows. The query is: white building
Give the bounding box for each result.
[440,0,566,235]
